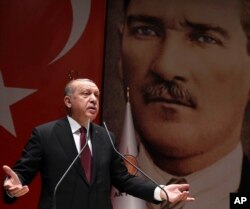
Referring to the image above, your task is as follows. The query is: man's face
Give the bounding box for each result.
[121,0,250,162]
[65,80,100,122]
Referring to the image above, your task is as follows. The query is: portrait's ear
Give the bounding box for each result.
[64,96,71,108]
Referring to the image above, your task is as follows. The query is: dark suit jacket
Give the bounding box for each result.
[3,118,158,209]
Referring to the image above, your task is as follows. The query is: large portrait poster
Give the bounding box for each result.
[103,0,250,209]
[0,0,106,208]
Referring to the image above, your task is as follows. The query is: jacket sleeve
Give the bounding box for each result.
[109,133,160,204]
[3,128,43,204]
[12,128,43,185]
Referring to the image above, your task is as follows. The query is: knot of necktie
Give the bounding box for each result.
[80,127,87,134]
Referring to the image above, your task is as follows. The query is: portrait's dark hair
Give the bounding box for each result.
[123,0,130,13]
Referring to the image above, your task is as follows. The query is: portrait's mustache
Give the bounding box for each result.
[142,81,196,108]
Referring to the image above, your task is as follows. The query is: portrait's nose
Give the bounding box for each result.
[150,35,189,82]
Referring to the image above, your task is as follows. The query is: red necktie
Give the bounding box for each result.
[80,127,92,182]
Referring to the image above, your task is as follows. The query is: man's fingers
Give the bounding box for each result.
[181,191,195,201]
[3,165,19,179]
[3,165,14,176]
[13,186,29,197]
[7,185,22,192]
[177,185,195,201]
[181,192,189,200]
[3,166,28,198]
[7,185,29,197]
[3,165,21,184]
[177,184,190,191]
[187,196,195,201]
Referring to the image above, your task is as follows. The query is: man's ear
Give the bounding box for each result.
[64,96,71,108]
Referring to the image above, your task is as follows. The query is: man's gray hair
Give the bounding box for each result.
[64,78,96,96]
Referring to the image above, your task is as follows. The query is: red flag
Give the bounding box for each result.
[0,1,106,208]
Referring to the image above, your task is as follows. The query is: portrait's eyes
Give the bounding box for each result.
[189,32,223,46]
[128,24,163,39]
[134,26,157,36]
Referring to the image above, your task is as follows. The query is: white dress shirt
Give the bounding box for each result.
[67,116,92,154]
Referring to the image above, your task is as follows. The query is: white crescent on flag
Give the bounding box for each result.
[49,0,91,64]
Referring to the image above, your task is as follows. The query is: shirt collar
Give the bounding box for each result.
[67,115,81,134]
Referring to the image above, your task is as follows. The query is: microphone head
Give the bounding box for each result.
[86,119,90,139]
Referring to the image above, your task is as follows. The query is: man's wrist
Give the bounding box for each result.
[154,185,166,201]
[6,190,14,198]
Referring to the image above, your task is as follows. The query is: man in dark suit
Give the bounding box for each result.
[2,78,194,209]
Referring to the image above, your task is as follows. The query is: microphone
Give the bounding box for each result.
[102,121,169,202]
[52,119,91,209]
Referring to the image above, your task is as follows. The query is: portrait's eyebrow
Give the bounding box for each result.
[183,19,230,39]
[126,15,165,29]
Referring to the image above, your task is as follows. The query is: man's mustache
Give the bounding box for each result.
[142,80,196,108]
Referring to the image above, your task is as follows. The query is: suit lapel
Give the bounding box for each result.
[54,118,87,182]
[89,123,100,185]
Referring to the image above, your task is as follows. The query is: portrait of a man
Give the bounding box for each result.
[103,0,250,208]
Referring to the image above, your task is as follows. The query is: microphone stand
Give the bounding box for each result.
[102,122,169,202]
[52,120,90,209]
